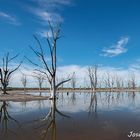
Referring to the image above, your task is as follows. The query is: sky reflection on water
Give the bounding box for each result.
[0,92,140,140]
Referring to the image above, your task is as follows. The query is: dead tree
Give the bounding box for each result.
[103,72,112,90]
[128,72,136,89]
[127,79,131,89]
[131,73,136,90]
[56,77,66,91]
[0,53,22,94]
[71,72,76,90]
[115,74,124,90]
[115,74,121,89]
[33,72,45,92]
[60,77,64,89]
[88,65,98,91]
[110,75,115,90]
[27,21,71,99]
[21,74,27,92]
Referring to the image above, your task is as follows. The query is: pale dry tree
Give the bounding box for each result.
[55,77,63,90]
[59,77,64,89]
[88,65,98,91]
[56,76,67,90]
[71,72,77,90]
[26,21,71,99]
[115,74,124,89]
[21,74,27,92]
[0,53,22,94]
[128,72,136,89]
[97,77,103,89]
[127,78,131,89]
[131,73,136,89]
[33,72,45,93]
[102,72,112,90]
[83,77,88,89]
[104,73,115,90]
[110,75,116,90]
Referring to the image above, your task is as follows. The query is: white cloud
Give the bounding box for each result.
[34,10,63,23]
[51,0,71,5]
[57,65,88,82]
[28,0,72,24]
[9,63,140,88]
[32,0,72,8]
[101,37,129,57]
[0,11,21,26]
[36,10,52,22]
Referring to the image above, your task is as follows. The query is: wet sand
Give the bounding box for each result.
[0,91,49,102]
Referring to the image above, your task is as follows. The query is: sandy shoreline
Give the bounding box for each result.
[0,92,49,102]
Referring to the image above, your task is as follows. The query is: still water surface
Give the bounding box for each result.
[0,92,140,140]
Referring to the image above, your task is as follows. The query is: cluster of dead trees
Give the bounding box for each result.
[19,66,137,92]
[67,65,137,91]
[0,21,71,99]
[0,21,138,96]
[87,65,137,91]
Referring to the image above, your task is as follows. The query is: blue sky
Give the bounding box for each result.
[0,0,140,68]
[1,0,140,87]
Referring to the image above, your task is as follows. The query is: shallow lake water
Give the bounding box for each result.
[0,92,140,140]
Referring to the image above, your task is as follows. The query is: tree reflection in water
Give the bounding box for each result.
[88,92,97,118]
[128,91,136,106]
[88,91,137,118]
[0,92,138,140]
[70,92,76,105]
[0,101,20,136]
[36,99,70,140]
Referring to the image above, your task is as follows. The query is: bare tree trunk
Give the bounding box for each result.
[21,74,27,92]
[33,72,45,95]
[103,72,112,91]
[51,77,56,99]
[88,65,98,91]
[129,72,136,89]
[71,72,76,90]
[0,53,22,94]
[27,21,71,99]
[2,84,8,94]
